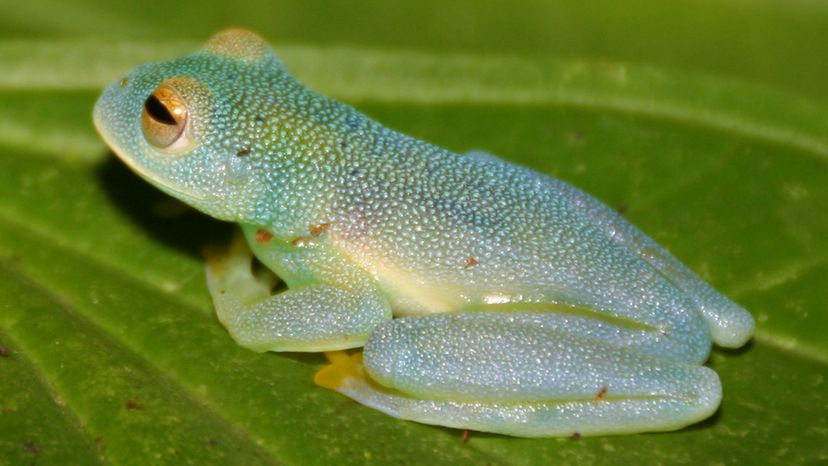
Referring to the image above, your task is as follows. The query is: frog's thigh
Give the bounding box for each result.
[468,148,753,349]
[205,236,390,352]
[562,182,754,348]
[320,313,721,437]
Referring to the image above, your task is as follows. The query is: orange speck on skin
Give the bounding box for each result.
[463,257,479,269]
[310,222,332,236]
[255,229,273,244]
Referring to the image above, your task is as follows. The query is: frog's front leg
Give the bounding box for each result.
[318,312,721,437]
[206,231,391,352]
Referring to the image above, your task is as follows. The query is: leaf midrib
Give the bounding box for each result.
[2,41,828,164]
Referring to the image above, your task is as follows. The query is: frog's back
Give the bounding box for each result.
[331,131,642,296]
[325,125,752,352]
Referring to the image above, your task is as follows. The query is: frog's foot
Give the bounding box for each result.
[205,232,391,353]
[205,232,276,307]
[314,351,367,391]
[319,312,722,437]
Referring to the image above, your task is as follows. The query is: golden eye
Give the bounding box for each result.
[141,84,190,150]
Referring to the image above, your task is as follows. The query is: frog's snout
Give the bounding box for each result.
[92,77,126,143]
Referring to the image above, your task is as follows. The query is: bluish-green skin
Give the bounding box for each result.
[94,29,754,437]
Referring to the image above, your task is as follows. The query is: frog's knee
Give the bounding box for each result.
[705,298,755,348]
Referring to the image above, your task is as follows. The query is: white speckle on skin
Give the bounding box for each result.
[483,293,512,304]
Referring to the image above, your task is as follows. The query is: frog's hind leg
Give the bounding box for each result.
[555,181,755,349]
[631,240,754,348]
[592,217,754,348]
[466,148,754,349]
[318,312,721,437]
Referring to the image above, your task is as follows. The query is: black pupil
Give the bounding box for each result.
[144,95,177,125]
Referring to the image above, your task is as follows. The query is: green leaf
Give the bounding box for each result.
[1,3,827,465]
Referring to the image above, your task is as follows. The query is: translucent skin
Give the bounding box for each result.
[93,29,754,437]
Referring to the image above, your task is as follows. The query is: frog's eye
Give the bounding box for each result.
[142,84,191,151]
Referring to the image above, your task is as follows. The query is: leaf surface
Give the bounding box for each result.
[1,4,827,464]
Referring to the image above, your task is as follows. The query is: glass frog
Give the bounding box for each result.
[93,29,754,437]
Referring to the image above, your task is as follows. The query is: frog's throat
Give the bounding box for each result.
[94,117,206,202]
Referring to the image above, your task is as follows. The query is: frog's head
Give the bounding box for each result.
[93,29,285,222]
